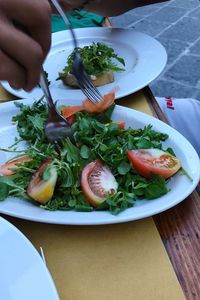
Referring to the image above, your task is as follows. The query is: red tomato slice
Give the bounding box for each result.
[27,158,58,204]
[83,90,116,113]
[61,89,118,119]
[61,105,84,119]
[81,159,118,207]
[66,114,76,125]
[127,149,181,179]
[0,155,31,176]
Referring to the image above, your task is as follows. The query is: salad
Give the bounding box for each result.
[57,42,125,87]
[0,92,183,215]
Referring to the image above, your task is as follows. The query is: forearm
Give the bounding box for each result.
[82,0,169,17]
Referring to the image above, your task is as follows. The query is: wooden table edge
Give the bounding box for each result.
[143,86,200,300]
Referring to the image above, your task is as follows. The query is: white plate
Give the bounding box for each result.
[0,98,199,225]
[1,28,167,101]
[0,216,59,300]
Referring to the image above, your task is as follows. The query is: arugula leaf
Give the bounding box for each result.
[0,175,30,200]
[117,161,131,175]
[80,145,91,159]
[12,99,48,144]
[0,183,9,201]
[61,138,80,163]
[136,137,154,149]
[145,175,169,199]
[59,42,125,78]
[166,147,176,156]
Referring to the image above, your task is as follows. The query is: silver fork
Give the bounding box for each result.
[51,0,103,104]
[39,246,47,265]
[39,68,74,147]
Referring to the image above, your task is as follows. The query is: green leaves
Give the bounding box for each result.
[0,100,176,215]
[12,99,48,145]
[27,114,44,132]
[42,165,53,181]
[61,138,80,163]
[0,175,30,200]
[117,162,131,175]
[59,42,125,78]
[80,145,91,159]
[145,175,169,199]
[0,183,9,201]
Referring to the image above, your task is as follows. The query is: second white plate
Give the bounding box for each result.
[0,217,59,300]
[1,28,167,101]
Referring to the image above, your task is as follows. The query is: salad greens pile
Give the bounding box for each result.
[58,42,125,79]
[0,99,172,215]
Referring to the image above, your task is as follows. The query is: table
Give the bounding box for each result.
[142,87,200,300]
[0,84,199,300]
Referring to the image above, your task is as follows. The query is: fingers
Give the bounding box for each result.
[8,0,52,58]
[0,22,45,90]
[0,0,52,91]
[0,50,26,89]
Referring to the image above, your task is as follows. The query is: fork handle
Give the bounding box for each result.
[39,68,55,109]
[51,0,78,49]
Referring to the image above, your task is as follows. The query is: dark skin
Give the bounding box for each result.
[0,0,168,91]
[0,0,51,91]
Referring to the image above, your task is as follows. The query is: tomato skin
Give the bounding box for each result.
[0,155,31,176]
[27,158,58,204]
[66,114,76,125]
[81,160,118,207]
[81,160,102,207]
[61,106,84,119]
[127,149,181,179]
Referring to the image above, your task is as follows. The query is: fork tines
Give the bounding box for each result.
[78,77,103,104]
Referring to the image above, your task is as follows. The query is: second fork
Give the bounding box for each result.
[51,0,103,104]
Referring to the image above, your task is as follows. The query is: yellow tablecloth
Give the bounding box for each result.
[0,85,185,300]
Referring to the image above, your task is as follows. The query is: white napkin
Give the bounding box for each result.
[156,97,200,157]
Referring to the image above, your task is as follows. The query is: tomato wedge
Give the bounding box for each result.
[81,159,118,207]
[61,89,117,119]
[127,149,181,179]
[83,90,116,113]
[61,105,84,119]
[65,114,76,125]
[27,158,58,204]
[0,155,31,176]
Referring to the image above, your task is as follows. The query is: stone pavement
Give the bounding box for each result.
[111,0,200,100]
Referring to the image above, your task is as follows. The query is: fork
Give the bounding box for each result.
[39,68,74,146]
[51,0,103,104]
[39,246,47,265]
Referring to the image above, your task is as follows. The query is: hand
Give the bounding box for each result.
[0,0,51,91]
